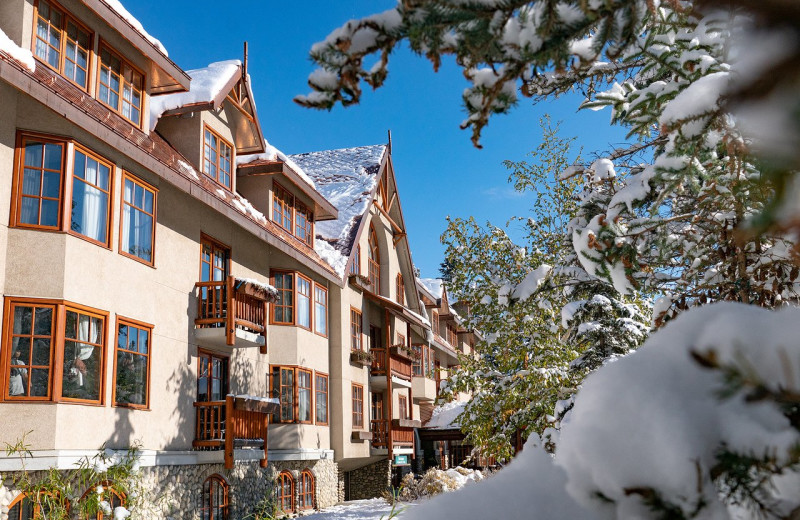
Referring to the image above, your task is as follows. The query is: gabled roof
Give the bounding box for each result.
[418,278,444,301]
[149,59,265,154]
[288,144,388,277]
[82,0,190,94]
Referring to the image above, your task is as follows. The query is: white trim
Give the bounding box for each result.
[0,448,335,471]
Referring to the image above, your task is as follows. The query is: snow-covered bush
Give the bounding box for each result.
[401,302,800,519]
[396,467,485,502]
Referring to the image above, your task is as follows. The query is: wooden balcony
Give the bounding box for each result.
[370,348,412,381]
[194,276,275,351]
[193,395,279,469]
[370,419,415,449]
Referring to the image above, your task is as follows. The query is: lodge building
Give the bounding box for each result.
[0,1,479,518]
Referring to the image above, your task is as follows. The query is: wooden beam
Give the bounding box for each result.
[224,395,234,469]
[226,276,235,346]
[392,232,406,246]
[372,200,403,234]
[386,308,393,462]
[387,192,397,212]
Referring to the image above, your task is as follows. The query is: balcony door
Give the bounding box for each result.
[198,350,229,402]
[199,235,231,321]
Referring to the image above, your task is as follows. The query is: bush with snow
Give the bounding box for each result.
[396,467,485,502]
[401,302,800,519]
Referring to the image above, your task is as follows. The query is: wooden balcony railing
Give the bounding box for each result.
[193,395,278,469]
[370,419,415,449]
[195,276,272,349]
[370,348,412,380]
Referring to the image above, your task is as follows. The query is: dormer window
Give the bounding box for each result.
[203,127,233,189]
[98,44,144,126]
[271,182,314,246]
[33,0,92,90]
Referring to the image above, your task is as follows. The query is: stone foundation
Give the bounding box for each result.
[0,457,338,519]
[346,459,391,500]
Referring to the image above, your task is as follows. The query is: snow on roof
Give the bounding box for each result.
[419,278,444,300]
[238,138,316,189]
[103,0,168,57]
[149,60,241,131]
[425,400,467,430]
[0,27,35,71]
[288,144,387,277]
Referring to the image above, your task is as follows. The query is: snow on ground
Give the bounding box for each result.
[301,498,414,520]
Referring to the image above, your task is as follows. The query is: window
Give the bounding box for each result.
[197,350,228,402]
[447,323,458,347]
[397,333,406,347]
[296,275,311,330]
[371,393,384,421]
[297,368,312,424]
[350,244,360,275]
[274,366,294,422]
[3,298,108,404]
[350,308,362,351]
[352,383,364,428]
[83,483,125,519]
[299,470,314,510]
[272,272,293,324]
[98,44,143,126]
[369,326,382,351]
[295,201,313,246]
[276,472,294,513]
[203,127,233,189]
[13,133,114,248]
[432,310,439,336]
[7,494,34,520]
[200,236,230,283]
[272,182,293,232]
[314,286,328,336]
[399,395,408,421]
[200,474,229,520]
[315,373,328,425]
[396,273,404,306]
[120,173,156,265]
[14,134,64,230]
[33,0,91,89]
[412,345,423,377]
[70,146,112,246]
[113,318,151,408]
[368,225,380,293]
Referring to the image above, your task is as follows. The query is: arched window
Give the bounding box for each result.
[8,492,68,519]
[81,483,125,519]
[299,470,315,510]
[7,494,34,520]
[276,471,294,513]
[368,225,380,294]
[200,474,229,520]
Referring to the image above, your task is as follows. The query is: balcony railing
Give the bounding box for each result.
[370,348,412,380]
[195,276,273,349]
[193,395,278,469]
[370,419,415,449]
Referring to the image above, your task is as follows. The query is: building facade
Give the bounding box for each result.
[0,2,477,519]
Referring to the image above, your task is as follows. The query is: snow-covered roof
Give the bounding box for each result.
[419,278,444,300]
[0,27,35,72]
[425,400,467,430]
[103,0,169,56]
[149,60,241,131]
[238,138,316,189]
[288,144,388,277]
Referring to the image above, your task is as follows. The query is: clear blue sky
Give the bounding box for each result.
[132,1,628,279]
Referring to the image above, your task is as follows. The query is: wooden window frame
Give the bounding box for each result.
[32,0,93,92]
[313,285,328,338]
[197,348,229,403]
[315,372,328,426]
[277,471,294,514]
[368,225,380,294]
[371,392,384,421]
[96,41,145,128]
[297,367,313,424]
[299,470,315,511]
[202,125,234,190]
[68,143,114,248]
[112,316,152,410]
[412,344,424,377]
[399,395,408,421]
[397,333,406,347]
[1,297,109,405]
[350,307,363,351]
[200,474,229,520]
[294,200,314,247]
[199,234,231,283]
[272,181,315,246]
[350,244,361,275]
[295,273,312,331]
[396,273,404,306]
[447,323,458,347]
[352,383,364,429]
[271,271,294,325]
[119,172,157,266]
[7,491,69,520]
[81,482,125,520]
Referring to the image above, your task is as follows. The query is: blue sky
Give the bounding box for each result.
[133,1,629,278]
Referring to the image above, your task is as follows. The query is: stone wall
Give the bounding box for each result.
[346,459,391,500]
[0,457,338,520]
